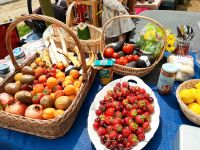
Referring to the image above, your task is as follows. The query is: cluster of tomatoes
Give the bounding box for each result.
[103,43,140,66]
[93,82,154,149]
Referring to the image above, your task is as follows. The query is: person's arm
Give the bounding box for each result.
[103,0,127,13]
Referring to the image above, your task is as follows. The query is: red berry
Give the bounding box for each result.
[109,131,118,139]
[113,124,123,133]
[104,116,112,125]
[93,122,99,130]
[105,107,115,116]
[135,115,144,125]
[129,109,138,118]
[116,82,121,87]
[140,88,146,94]
[142,122,150,132]
[136,127,144,135]
[97,127,107,136]
[112,117,122,125]
[122,82,129,88]
[128,134,138,146]
[147,104,154,114]
[122,127,131,137]
[95,109,102,116]
[126,142,133,149]
[124,117,132,125]
[129,122,138,132]
[138,133,145,141]
[106,125,113,134]
[115,111,122,118]
[117,134,124,142]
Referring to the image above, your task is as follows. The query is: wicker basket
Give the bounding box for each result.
[100,15,167,77]
[65,2,102,54]
[176,79,200,125]
[0,14,97,139]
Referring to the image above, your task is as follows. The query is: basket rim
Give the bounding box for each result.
[176,79,200,120]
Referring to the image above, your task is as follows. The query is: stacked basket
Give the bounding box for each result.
[0,14,96,139]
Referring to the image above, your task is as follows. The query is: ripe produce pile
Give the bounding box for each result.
[93,81,154,149]
[103,41,155,68]
[0,58,83,120]
[179,82,200,115]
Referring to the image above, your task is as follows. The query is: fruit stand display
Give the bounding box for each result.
[0,14,96,139]
[100,15,167,77]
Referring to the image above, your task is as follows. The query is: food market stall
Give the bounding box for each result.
[0,10,200,150]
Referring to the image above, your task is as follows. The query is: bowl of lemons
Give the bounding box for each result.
[176,79,200,125]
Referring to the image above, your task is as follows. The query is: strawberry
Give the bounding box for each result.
[147,104,154,114]
[122,99,129,106]
[136,127,144,135]
[104,116,113,125]
[135,115,145,125]
[115,111,122,118]
[93,122,99,130]
[138,133,145,141]
[137,100,146,108]
[129,109,138,118]
[122,127,131,137]
[109,131,118,139]
[121,87,130,97]
[122,81,129,88]
[106,125,113,134]
[126,104,133,110]
[129,122,138,132]
[113,124,123,133]
[128,96,137,104]
[128,134,138,146]
[142,122,150,132]
[116,82,121,88]
[97,127,107,136]
[124,117,132,125]
[105,107,115,116]
[112,117,122,125]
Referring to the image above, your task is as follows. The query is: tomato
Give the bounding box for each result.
[120,57,128,65]
[103,47,115,58]
[115,58,122,65]
[32,93,44,104]
[126,55,134,62]
[112,52,120,59]
[123,44,134,54]
[133,55,139,61]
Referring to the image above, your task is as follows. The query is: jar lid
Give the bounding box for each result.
[13,47,24,57]
[0,64,9,71]
[162,63,178,73]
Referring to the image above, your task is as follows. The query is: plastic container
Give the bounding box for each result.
[13,47,25,59]
[0,64,10,74]
[157,63,178,95]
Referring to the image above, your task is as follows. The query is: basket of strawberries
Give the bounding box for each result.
[101,15,167,77]
[0,14,96,139]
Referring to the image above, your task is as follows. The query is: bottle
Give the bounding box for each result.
[157,63,178,95]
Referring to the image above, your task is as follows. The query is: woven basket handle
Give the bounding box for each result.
[100,15,167,65]
[66,2,76,27]
[6,14,88,80]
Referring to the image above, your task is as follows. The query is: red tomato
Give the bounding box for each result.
[123,44,134,54]
[115,58,122,65]
[103,47,115,58]
[112,52,120,59]
[120,57,128,65]
[133,55,139,61]
[126,55,134,62]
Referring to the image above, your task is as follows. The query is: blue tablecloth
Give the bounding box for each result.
[0,55,200,150]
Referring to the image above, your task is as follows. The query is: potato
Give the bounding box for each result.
[20,75,35,84]
[21,66,35,75]
[5,83,20,95]
[15,91,32,105]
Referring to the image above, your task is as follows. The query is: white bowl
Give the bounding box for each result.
[88,76,160,150]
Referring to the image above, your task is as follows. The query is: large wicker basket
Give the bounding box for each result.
[65,2,102,54]
[100,15,167,77]
[0,14,97,139]
[176,79,200,125]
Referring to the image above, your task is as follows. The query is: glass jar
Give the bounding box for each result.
[157,63,178,95]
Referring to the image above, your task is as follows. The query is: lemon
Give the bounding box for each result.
[188,103,200,115]
[14,73,23,81]
[179,88,196,104]
[196,89,200,104]
[195,82,200,89]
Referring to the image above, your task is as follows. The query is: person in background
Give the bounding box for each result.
[101,0,135,42]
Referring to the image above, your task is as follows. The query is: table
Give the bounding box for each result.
[1,10,200,150]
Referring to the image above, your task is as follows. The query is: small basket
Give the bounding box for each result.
[176,79,200,125]
[100,15,167,77]
[0,14,97,139]
[65,2,102,54]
